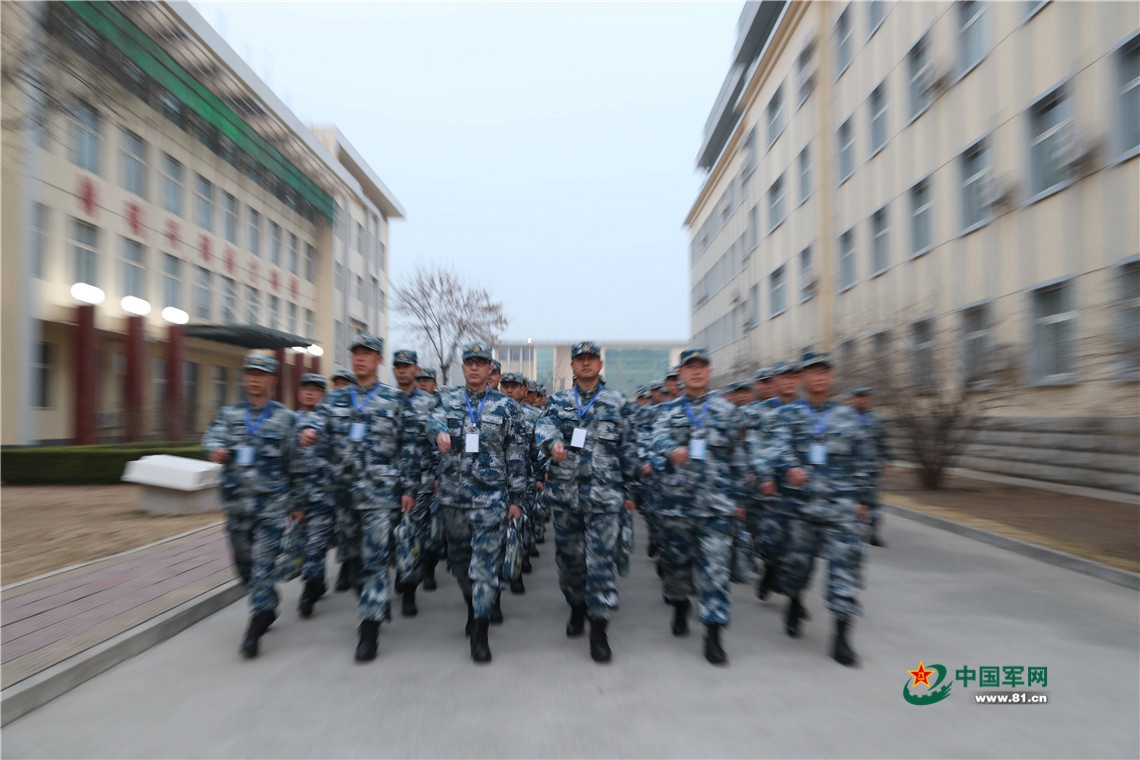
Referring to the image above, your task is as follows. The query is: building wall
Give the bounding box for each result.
[494,342,685,396]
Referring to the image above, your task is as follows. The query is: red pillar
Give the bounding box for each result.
[308,354,321,376]
[124,315,145,442]
[291,351,306,409]
[164,324,184,442]
[73,304,97,445]
[274,348,287,403]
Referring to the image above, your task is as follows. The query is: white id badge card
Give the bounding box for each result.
[809,443,828,466]
[690,438,707,460]
[570,427,588,448]
[236,446,255,467]
[465,433,480,453]
[349,422,366,442]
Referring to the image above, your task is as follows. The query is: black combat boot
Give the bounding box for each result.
[401,585,418,617]
[509,575,526,595]
[784,595,805,638]
[647,541,659,558]
[521,556,533,574]
[756,562,779,601]
[565,604,587,637]
[335,562,351,592]
[870,530,887,548]
[355,620,380,662]
[589,618,612,663]
[240,610,275,658]
[464,595,475,637]
[470,618,492,663]
[671,599,690,637]
[704,624,727,665]
[422,557,438,591]
[490,594,504,624]
[298,578,325,618]
[832,620,859,666]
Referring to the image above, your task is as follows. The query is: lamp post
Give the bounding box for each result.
[70,283,104,445]
[121,297,151,442]
[162,307,188,442]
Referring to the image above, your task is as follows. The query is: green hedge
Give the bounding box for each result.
[1,443,208,485]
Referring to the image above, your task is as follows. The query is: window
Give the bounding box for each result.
[355,222,364,253]
[799,145,811,203]
[770,266,787,316]
[957,1,987,76]
[355,274,364,302]
[163,254,181,309]
[767,85,785,146]
[222,193,238,243]
[184,361,200,432]
[871,207,890,274]
[153,357,166,422]
[872,331,891,365]
[305,244,316,282]
[247,286,260,325]
[213,366,227,410]
[1025,0,1048,18]
[288,302,297,335]
[1119,35,1140,156]
[334,262,344,290]
[71,219,98,286]
[31,203,48,279]
[221,277,237,323]
[800,247,814,301]
[838,338,857,370]
[194,175,213,231]
[287,233,299,274]
[1117,260,1140,376]
[768,174,786,231]
[334,319,344,358]
[797,43,815,106]
[246,208,261,255]
[745,283,760,327]
[869,82,888,155]
[910,179,933,255]
[912,319,936,392]
[72,101,100,174]
[161,154,182,216]
[961,140,990,230]
[306,309,315,340]
[961,304,992,385]
[378,241,387,272]
[195,267,211,320]
[121,237,145,298]
[120,130,145,197]
[1032,282,1077,381]
[868,1,886,35]
[33,342,53,408]
[835,5,854,77]
[1029,88,1072,196]
[908,36,933,119]
[747,205,759,250]
[268,295,279,330]
[159,88,183,128]
[268,222,281,267]
[839,228,857,290]
[838,117,855,182]
[742,128,757,176]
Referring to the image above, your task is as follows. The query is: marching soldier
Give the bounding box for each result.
[294,373,336,619]
[328,366,358,591]
[415,367,439,395]
[500,372,542,594]
[849,387,891,547]
[330,368,355,390]
[752,367,775,403]
[754,360,801,599]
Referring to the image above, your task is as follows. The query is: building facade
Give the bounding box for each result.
[687,1,1139,491]
[493,341,685,397]
[1,1,403,446]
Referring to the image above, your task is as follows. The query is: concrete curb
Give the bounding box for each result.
[884,502,1140,591]
[0,580,244,727]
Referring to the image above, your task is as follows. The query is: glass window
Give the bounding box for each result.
[1032,283,1076,380]
[868,1,886,35]
[31,203,48,279]
[767,85,785,146]
[768,174,786,231]
[957,1,987,75]
[870,82,888,155]
[838,117,855,181]
[195,267,211,320]
[121,237,145,298]
[770,266,787,316]
[72,218,99,286]
[1029,88,1072,195]
[268,222,281,267]
[246,208,261,255]
[305,244,316,282]
[120,130,145,197]
[1120,35,1140,155]
[835,5,854,76]
[222,193,238,243]
[72,101,100,174]
[161,154,182,215]
[747,205,758,250]
[839,228,857,290]
[288,302,297,334]
[797,43,814,106]
[871,207,889,274]
[163,254,181,309]
[247,286,260,325]
[221,277,237,323]
[34,342,53,408]
[909,36,933,119]
[912,319,936,392]
[799,144,811,203]
[287,233,299,274]
[961,304,992,385]
[194,175,213,231]
[800,246,814,301]
[1118,261,1140,376]
[306,309,315,340]
[268,295,279,330]
[213,366,227,410]
[741,128,757,176]
[961,140,990,229]
[910,179,933,254]
[153,357,166,426]
[159,88,183,128]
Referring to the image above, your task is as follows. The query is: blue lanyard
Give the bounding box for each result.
[350,383,382,413]
[683,395,712,431]
[800,399,832,438]
[243,402,273,436]
[574,387,600,422]
[465,391,488,426]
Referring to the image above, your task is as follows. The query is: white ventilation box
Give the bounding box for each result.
[122,455,222,514]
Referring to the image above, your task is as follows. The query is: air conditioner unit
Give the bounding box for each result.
[917,63,950,96]
[982,175,1017,210]
[802,270,818,294]
[1055,128,1100,172]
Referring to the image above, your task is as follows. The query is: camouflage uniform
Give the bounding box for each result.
[536,382,639,621]
[428,385,528,620]
[852,397,891,538]
[756,392,799,576]
[739,399,779,563]
[633,400,664,553]
[518,402,544,562]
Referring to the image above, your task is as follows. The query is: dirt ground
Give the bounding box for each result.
[1,485,221,585]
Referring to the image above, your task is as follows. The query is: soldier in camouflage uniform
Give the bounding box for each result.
[766,352,872,666]
[648,348,749,665]
[500,372,542,594]
[293,374,336,619]
[637,381,670,560]
[327,367,357,591]
[535,342,639,663]
[737,370,782,601]
[752,366,775,403]
[299,335,420,662]
[428,344,527,663]
[489,359,502,391]
[203,354,304,658]
[414,367,445,589]
[415,367,439,395]
[849,387,891,547]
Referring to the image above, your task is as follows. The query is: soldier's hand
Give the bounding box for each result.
[209,448,230,464]
[535,479,545,492]
[623,499,636,512]
[640,463,652,477]
[432,479,438,495]
[508,504,523,520]
[668,447,689,466]
[551,441,567,463]
[760,480,776,496]
[856,503,869,522]
[401,495,415,513]
[289,510,304,522]
[436,432,451,453]
[299,429,318,447]
[736,507,747,520]
[786,467,808,487]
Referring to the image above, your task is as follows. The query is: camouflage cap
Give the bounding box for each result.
[726,378,751,393]
[636,387,652,400]
[415,367,437,381]
[526,379,538,392]
[391,349,418,366]
[650,381,666,392]
[537,384,548,395]
[679,347,711,366]
[332,367,356,383]
[850,385,871,397]
[799,351,833,371]
[571,340,602,358]
[491,359,502,373]
[501,371,526,386]
[299,373,327,388]
[462,343,493,361]
[243,354,279,374]
[350,334,384,354]
[664,365,681,379]
[754,366,774,382]
[770,360,797,376]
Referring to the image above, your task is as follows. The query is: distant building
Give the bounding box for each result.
[493,341,685,396]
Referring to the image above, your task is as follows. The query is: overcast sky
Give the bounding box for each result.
[190,1,742,345]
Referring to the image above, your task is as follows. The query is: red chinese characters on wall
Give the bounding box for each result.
[78,177,98,217]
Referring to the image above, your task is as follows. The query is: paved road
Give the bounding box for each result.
[4,515,1138,759]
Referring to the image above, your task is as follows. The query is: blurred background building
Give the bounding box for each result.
[493,341,685,396]
[687,1,1138,492]
[1,1,403,446]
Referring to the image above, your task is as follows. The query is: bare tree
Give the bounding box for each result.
[392,265,508,386]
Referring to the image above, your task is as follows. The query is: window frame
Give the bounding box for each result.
[870,205,890,276]
[956,1,988,81]
[838,116,856,183]
[71,100,101,175]
[120,236,145,299]
[909,176,935,258]
[834,4,854,79]
[869,79,889,157]
[768,174,786,232]
[799,246,815,302]
[769,265,788,317]
[71,218,99,286]
[194,174,213,231]
[1114,30,1140,162]
[120,129,146,198]
[798,144,811,204]
[959,137,992,233]
[838,227,857,292]
[907,34,934,124]
[195,266,212,321]
[1026,82,1074,202]
[1114,255,1140,380]
[767,83,785,147]
[160,153,182,216]
[162,253,181,310]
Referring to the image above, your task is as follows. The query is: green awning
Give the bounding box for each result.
[64,1,335,224]
[184,324,314,350]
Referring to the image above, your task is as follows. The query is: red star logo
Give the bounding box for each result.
[909,662,934,688]
[249,259,258,283]
[270,270,280,291]
[225,249,236,274]
[199,235,212,263]
[290,278,298,300]
[164,219,180,249]
[78,177,98,216]
[125,202,143,236]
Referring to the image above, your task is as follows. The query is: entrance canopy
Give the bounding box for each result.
[184,324,314,350]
